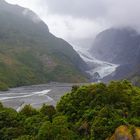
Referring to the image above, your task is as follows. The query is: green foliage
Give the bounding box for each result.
[40,104,56,120]
[131,95,140,116]
[37,116,79,140]
[23,115,48,136]
[0,108,18,129]
[13,135,36,140]
[0,81,140,139]
[0,102,3,109]
[0,107,23,140]
[0,127,23,140]
[37,121,53,140]
[19,105,38,117]
[57,80,140,139]
[0,81,8,91]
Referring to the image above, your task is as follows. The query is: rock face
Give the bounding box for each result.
[0,1,88,87]
[108,125,140,140]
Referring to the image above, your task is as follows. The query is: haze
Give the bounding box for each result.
[5,0,140,50]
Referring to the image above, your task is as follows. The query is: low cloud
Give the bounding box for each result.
[6,0,140,49]
[22,9,42,24]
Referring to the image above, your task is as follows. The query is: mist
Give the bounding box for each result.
[6,0,140,49]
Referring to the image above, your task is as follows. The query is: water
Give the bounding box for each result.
[0,83,74,111]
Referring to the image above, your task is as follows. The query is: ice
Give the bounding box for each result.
[78,50,119,79]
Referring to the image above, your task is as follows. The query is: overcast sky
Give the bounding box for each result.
[5,0,140,50]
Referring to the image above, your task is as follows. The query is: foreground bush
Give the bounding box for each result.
[0,81,8,91]
[0,80,140,139]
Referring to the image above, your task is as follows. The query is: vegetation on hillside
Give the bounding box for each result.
[0,81,8,91]
[0,80,140,139]
[0,1,88,90]
[128,65,140,87]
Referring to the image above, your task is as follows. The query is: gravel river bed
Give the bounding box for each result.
[0,83,86,111]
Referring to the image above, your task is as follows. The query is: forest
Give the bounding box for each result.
[0,80,140,140]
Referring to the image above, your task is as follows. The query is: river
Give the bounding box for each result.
[0,83,80,111]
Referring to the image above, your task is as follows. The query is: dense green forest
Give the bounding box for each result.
[0,80,140,140]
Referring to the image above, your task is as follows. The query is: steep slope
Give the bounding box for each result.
[90,28,140,64]
[90,27,140,84]
[0,0,88,88]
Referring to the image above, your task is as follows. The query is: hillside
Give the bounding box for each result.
[0,0,88,89]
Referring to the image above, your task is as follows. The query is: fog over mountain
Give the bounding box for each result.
[4,0,140,83]
[6,0,140,50]
[90,28,140,64]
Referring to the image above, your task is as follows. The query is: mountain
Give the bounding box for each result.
[90,27,140,64]
[90,27,140,84]
[0,0,88,89]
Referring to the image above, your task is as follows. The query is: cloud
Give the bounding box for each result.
[106,0,140,30]
[43,15,109,50]
[5,0,140,49]
[45,0,109,19]
[44,0,140,29]
[45,15,106,40]
[22,9,42,24]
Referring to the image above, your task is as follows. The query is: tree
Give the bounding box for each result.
[40,104,56,120]
[24,115,48,136]
[37,121,53,140]
[19,105,38,117]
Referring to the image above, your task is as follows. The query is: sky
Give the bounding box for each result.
[5,0,140,50]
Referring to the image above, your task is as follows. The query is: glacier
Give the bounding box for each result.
[77,50,119,81]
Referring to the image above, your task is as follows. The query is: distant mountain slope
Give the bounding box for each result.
[0,0,88,88]
[128,64,140,86]
[90,28,140,64]
[90,27,140,85]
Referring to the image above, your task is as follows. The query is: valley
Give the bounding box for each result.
[0,83,86,111]
[0,0,140,140]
